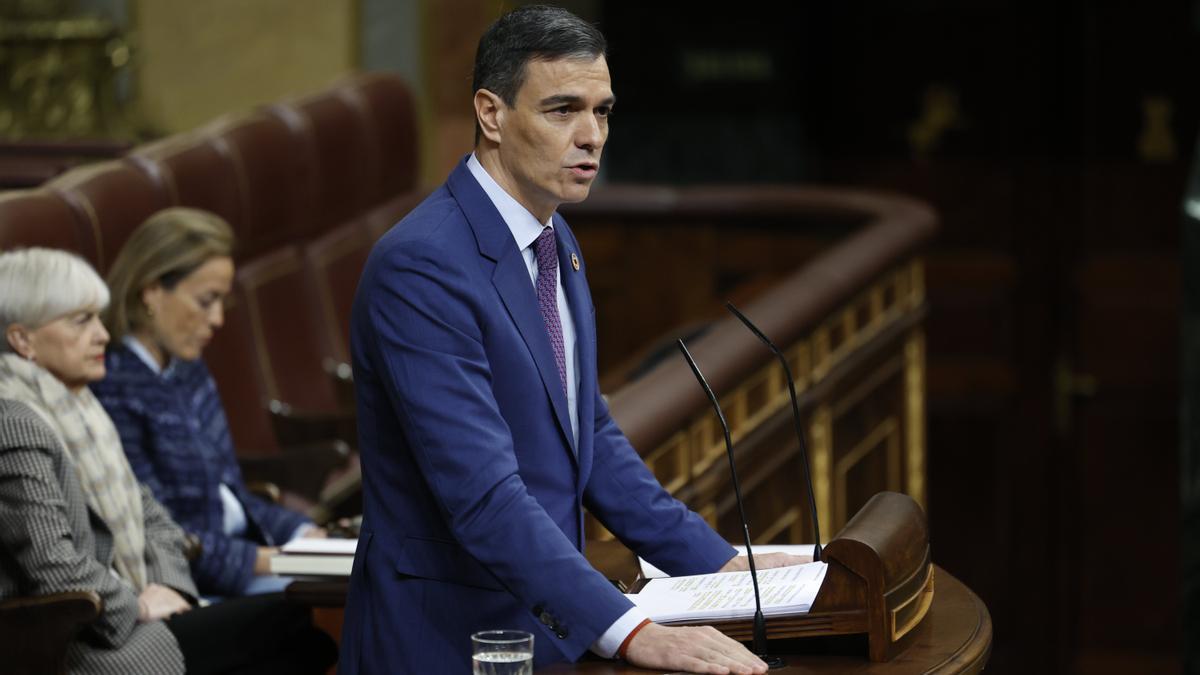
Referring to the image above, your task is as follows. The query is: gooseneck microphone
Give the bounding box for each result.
[725,302,823,562]
[720,302,825,559]
[676,339,785,670]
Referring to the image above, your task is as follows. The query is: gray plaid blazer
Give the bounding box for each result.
[0,398,196,675]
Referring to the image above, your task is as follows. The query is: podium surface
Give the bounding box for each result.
[283,537,990,673]
[537,566,990,675]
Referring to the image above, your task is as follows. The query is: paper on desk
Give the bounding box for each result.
[280,538,358,555]
[628,561,827,624]
[638,544,817,579]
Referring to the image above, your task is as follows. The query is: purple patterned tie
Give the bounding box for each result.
[534,227,567,396]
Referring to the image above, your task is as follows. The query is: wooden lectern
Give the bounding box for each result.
[678,491,934,662]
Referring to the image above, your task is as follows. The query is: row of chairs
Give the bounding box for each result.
[211,188,427,456]
[0,72,433,674]
[0,72,427,459]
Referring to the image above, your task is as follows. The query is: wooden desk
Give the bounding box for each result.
[284,543,991,674]
[537,566,991,675]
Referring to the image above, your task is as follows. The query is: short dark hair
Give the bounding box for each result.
[472,5,607,143]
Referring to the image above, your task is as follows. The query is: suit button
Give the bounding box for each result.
[531,604,544,617]
[540,612,553,626]
[555,628,568,639]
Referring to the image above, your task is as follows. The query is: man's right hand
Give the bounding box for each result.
[624,622,768,674]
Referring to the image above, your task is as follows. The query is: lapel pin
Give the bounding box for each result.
[570,252,580,271]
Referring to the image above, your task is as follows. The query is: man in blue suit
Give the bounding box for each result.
[342,6,802,673]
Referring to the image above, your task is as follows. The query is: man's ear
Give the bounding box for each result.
[474,89,506,145]
[6,324,34,360]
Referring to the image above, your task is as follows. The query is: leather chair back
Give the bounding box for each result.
[303,188,430,363]
[203,284,281,453]
[341,73,419,198]
[236,244,338,413]
[205,111,319,259]
[276,88,376,233]
[45,160,169,273]
[127,133,243,235]
[0,190,96,261]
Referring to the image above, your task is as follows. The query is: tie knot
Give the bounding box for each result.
[534,227,557,272]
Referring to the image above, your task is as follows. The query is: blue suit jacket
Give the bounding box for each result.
[340,159,734,673]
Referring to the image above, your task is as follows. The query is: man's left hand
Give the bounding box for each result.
[718,552,811,573]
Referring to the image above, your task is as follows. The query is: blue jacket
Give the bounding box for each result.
[339,159,734,673]
[92,347,310,595]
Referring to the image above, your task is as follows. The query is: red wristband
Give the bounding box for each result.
[617,618,653,660]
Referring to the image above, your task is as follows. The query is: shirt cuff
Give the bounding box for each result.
[590,606,650,659]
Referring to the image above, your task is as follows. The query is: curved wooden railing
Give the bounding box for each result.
[563,185,937,545]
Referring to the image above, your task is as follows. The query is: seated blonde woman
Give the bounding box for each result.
[91,208,322,598]
[0,248,336,675]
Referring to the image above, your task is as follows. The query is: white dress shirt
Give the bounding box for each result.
[466,154,579,445]
[466,155,647,657]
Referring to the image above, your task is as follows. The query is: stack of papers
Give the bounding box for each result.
[628,561,827,624]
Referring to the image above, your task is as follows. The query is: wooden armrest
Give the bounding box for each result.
[0,590,102,675]
[267,400,357,447]
[0,590,101,616]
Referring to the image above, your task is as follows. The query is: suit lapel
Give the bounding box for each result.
[447,161,578,459]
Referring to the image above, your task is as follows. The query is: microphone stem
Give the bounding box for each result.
[753,609,769,657]
[726,302,823,561]
[678,339,777,664]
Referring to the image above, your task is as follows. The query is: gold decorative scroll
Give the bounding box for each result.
[0,16,132,139]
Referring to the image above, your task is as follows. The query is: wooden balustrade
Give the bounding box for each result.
[562,185,937,546]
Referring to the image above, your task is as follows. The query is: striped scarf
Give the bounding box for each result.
[0,353,148,591]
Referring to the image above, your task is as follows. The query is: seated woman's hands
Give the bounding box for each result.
[299,525,328,539]
[254,546,281,575]
[137,583,191,622]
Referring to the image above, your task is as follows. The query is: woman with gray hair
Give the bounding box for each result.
[0,247,336,674]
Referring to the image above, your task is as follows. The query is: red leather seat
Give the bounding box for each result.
[202,284,281,454]
[127,133,243,236]
[274,88,377,235]
[0,189,98,263]
[340,73,419,199]
[236,245,338,414]
[304,188,431,364]
[303,219,372,365]
[204,111,319,259]
[44,160,170,273]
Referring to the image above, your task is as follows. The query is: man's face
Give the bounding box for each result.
[493,56,614,221]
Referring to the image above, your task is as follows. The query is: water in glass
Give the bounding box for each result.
[472,649,533,675]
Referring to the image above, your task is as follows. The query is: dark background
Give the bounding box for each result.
[600,2,1199,672]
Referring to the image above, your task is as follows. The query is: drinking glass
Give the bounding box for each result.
[472,629,533,675]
